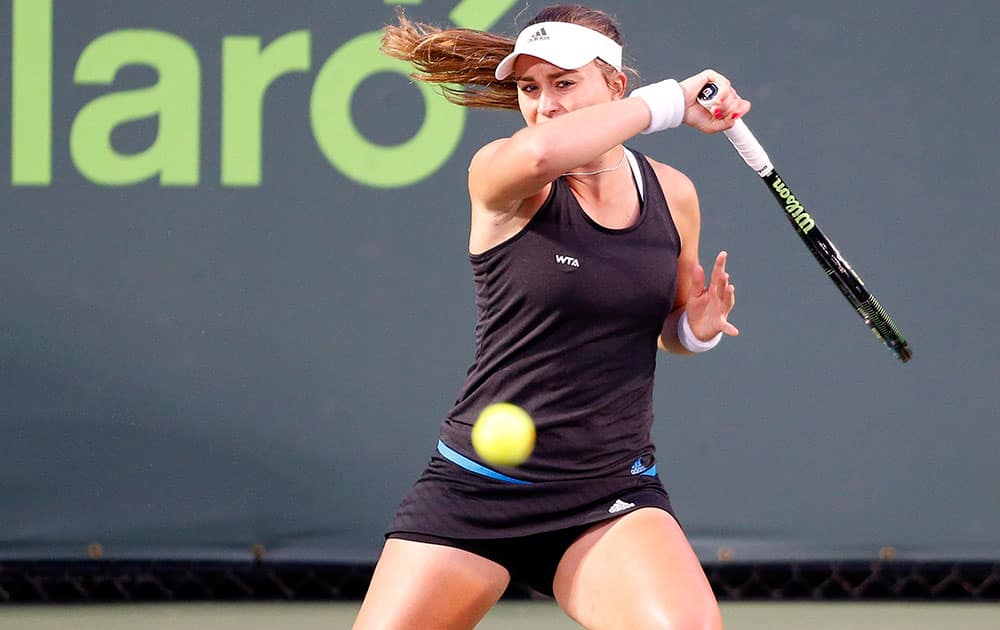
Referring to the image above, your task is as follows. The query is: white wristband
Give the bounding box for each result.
[629,79,685,134]
[678,311,722,353]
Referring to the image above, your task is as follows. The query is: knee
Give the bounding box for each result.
[630,600,723,630]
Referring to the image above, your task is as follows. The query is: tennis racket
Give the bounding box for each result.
[698,83,912,362]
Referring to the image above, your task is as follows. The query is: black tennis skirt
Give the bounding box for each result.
[386,440,675,595]
[388,439,674,541]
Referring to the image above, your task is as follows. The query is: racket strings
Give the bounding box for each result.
[857,296,912,362]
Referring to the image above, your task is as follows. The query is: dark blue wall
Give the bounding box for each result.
[1,0,997,563]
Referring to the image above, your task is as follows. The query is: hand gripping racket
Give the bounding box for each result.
[698,83,912,362]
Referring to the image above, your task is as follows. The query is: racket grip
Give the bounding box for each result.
[697,83,774,176]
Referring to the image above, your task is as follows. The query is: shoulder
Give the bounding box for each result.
[468,137,533,215]
[643,156,697,207]
[468,138,521,219]
[470,137,511,168]
[467,138,552,255]
[642,155,700,251]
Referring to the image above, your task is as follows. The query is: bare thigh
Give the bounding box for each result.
[353,538,511,630]
[553,508,722,630]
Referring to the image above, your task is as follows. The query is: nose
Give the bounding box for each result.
[538,90,562,118]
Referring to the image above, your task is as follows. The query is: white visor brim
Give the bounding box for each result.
[495,21,623,80]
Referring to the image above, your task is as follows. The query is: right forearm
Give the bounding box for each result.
[470,96,655,209]
[510,97,652,178]
[470,70,750,211]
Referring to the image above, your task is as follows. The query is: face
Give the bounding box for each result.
[512,55,626,126]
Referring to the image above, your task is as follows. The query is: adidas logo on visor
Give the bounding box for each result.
[527,27,549,42]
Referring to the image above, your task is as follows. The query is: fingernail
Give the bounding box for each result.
[712,108,722,119]
[731,113,740,120]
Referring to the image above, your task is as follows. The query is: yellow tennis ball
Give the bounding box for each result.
[471,402,536,467]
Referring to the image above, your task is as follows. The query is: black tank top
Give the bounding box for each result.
[441,149,681,481]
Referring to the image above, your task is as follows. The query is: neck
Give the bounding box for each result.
[563,147,627,178]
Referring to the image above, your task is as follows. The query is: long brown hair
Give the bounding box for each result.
[380,5,635,111]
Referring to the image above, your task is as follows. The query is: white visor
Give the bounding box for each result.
[495,21,623,80]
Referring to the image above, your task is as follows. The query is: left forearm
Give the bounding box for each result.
[657,306,693,355]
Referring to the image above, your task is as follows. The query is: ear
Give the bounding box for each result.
[610,71,628,99]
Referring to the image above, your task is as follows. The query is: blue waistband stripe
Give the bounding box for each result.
[437,440,533,485]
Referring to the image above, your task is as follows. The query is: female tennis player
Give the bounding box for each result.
[354,5,747,629]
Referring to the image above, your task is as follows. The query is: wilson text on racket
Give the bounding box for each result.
[771,176,815,233]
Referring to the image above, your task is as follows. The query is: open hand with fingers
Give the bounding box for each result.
[683,251,739,342]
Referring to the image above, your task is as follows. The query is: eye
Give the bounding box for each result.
[518,84,537,94]
[556,80,575,89]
